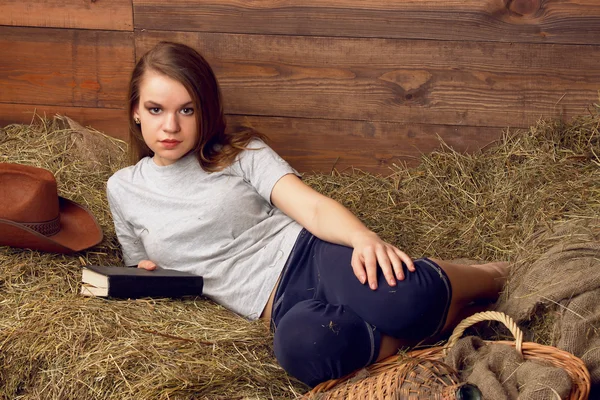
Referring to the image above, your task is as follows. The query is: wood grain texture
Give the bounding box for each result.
[227,115,502,174]
[0,104,130,142]
[0,106,502,174]
[0,27,134,109]
[0,0,133,31]
[133,0,600,45]
[137,31,600,129]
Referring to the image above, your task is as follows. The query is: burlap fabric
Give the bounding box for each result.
[498,219,600,384]
[444,336,572,399]
[444,219,600,399]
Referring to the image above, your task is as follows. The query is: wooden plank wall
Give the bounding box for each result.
[0,0,134,141]
[1,0,599,174]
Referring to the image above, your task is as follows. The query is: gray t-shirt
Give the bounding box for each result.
[106,140,303,320]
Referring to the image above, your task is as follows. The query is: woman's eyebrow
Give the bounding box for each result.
[143,101,193,108]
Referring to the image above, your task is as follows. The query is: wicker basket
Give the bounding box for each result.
[306,311,591,400]
[305,356,477,399]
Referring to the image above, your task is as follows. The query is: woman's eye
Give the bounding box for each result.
[148,108,161,115]
[181,108,194,116]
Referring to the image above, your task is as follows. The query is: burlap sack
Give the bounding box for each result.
[445,336,572,400]
[555,289,600,386]
[495,219,600,393]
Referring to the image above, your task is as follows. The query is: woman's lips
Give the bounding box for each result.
[160,139,181,149]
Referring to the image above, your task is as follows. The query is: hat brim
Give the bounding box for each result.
[0,197,103,254]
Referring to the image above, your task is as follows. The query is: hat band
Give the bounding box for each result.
[21,217,61,237]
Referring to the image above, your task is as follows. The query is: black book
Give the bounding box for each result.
[80,265,204,299]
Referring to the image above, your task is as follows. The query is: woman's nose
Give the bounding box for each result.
[163,113,180,133]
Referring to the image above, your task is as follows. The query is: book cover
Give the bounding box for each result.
[81,265,203,299]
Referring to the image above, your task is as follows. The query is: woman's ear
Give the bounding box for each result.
[132,104,140,121]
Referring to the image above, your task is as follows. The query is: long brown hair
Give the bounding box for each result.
[127,41,266,170]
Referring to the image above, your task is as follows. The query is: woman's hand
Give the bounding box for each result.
[271,175,415,289]
[138,259,157,270]
[350,231,415,290]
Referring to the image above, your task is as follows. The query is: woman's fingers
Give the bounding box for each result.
[357,246,398,290]
[351,249,382,289]
[376,246,397,287]
[138,260,157,270]
[395,249,415,272]
[351,242,415,290]
[386,248,405,281]
[351,251,367,284]
[364,250,379,290]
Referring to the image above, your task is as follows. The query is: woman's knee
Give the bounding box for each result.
[273,300,379,387]
[351,258,452,338]
[273,317,333,386]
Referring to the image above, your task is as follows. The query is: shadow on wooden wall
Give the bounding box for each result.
[1,0,599,174]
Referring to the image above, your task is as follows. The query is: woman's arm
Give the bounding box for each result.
[271,174,414,290]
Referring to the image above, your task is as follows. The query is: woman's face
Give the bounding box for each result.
[133,70,199,166]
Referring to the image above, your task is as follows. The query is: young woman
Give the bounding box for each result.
[107,41,508,387]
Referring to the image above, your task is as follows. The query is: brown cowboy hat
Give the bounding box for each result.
[0,163,103,253]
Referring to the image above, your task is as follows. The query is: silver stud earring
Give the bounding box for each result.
[134,117,141,125]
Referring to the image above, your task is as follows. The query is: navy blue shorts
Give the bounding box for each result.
[271,229,452,387]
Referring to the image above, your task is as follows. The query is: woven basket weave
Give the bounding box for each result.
[306,311,591,400]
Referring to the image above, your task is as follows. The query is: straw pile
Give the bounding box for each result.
[0,110,599,399]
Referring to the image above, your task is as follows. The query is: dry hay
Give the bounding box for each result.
[0,117,299,400]
[305,114,600,262]
[0,110,599,399]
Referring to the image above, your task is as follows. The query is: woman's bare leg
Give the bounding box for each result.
[375,259,509,361]
[434,259,509,332]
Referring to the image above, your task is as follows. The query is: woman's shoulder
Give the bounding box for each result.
[107,158,147,190]
[245,138,267,150]
[234,139,276,163]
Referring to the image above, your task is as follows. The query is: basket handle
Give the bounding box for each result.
[443,311,524,356]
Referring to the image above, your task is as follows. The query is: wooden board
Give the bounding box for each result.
[0,27,134,109]
[0,106,502,174]
[0,104,129,142]
[136,31,600,129]
[0,0,133,31]
[133,0,600,45]
[227,116,502,174]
